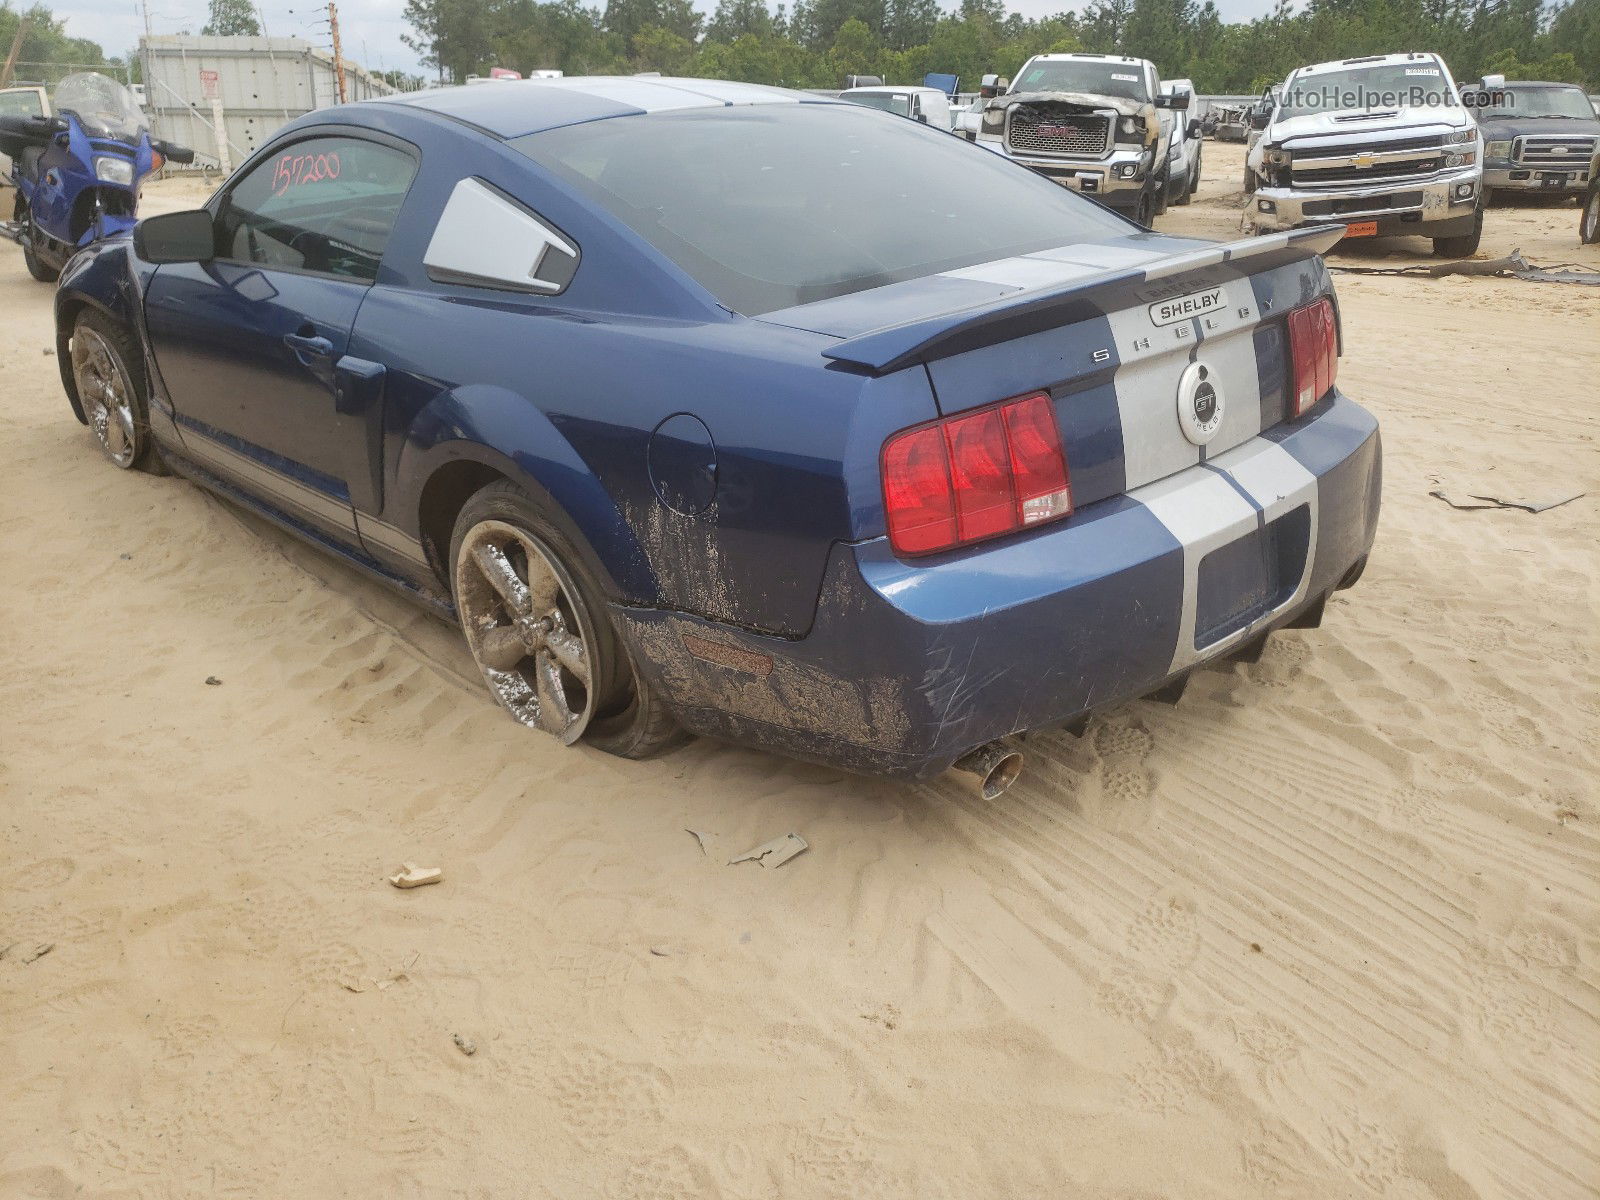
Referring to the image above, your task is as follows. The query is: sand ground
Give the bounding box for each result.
[2,142,1598,1199]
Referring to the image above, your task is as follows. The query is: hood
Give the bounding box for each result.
[1269,106,1472,146]
[992,90,1155,122]
[1476,115,1600,142]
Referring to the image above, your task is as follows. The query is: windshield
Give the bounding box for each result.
[1278,61,1456,119]
[516,104,1128,316]
[1478,86,1596,120]
[53,72,146,138]
[841,91,911,117]
[1013,60,1149,102]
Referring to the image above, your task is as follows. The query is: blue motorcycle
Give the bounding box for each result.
[0,72,192,282]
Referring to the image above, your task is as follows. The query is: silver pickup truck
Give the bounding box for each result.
[1245,52,1484,256]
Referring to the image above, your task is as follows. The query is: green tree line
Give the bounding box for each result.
[401,0,1597,91]
[0,1,116,82]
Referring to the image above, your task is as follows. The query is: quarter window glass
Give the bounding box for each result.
[217,136,416,280]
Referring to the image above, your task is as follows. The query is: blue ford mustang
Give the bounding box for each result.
[53,76,1380,793]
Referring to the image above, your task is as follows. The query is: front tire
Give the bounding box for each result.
[1582,186,1600,244]
[71,310,166,472]
[450,481,684,760]
[1176,152,1199,205]
[1432,206,1484,258]
[1135,189,1155,229]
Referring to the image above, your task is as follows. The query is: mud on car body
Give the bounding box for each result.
[53,76,1380,787]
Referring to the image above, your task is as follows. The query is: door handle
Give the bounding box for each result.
[284,331,334,362]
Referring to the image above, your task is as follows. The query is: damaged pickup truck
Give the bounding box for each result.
[1246,52,1485,256]
[975,53,1195,227]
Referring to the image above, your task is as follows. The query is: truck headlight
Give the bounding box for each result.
[1115,116,1144,144]
[1485,139,1511,158]
[1443,129,1476,144]
[981,108,1005,135]
[94,156,134,186]
[1261,146,1290,166]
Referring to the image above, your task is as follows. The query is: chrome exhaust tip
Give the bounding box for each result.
[954,742,1024,800]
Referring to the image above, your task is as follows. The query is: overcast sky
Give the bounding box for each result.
[51,0,1277,78]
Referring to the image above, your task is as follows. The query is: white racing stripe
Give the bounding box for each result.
[940,256,1105,289]
[1133,436,1319,674]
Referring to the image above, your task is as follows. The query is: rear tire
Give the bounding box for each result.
[1432,206,1483,258]
[449,480,685,760]
[1582,186,1600,244]
[21,213,58,283]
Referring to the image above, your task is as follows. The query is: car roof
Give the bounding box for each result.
[1491,80,1583,89]
[383,75,820,139]
[1029,53,1144,65]
[842,85,944,95]
[1297,52,1443,75]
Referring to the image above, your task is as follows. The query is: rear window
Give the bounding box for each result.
[840,91,913,117]
[514,103,1128,316]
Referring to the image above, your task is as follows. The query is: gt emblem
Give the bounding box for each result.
[1352,153,1376,168]
[1176,361,1224,445]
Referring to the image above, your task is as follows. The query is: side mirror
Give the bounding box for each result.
[1156,91,1191,110]
[152,139,196,165]
[1249,107,1272,130]
[135,209,215,264]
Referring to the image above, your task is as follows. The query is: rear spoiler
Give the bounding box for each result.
[822,226,1345,375]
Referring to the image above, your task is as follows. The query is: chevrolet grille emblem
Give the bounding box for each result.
[1352,153,1376,168]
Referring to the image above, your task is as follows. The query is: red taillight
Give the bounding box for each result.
[1287,295,1338,418]
[882,392,1073,557]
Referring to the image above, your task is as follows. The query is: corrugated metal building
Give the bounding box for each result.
[141,35,396,170]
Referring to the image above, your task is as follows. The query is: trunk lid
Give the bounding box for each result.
[759,227,1342,513]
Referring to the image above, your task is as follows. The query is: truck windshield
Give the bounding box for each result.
[841,91,912,117]
[516,103,1128,316]
[1278,61,1457,119]
[1478,86,1595,120]
[1013,60,1149,102]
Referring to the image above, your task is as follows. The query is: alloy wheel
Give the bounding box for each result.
[72,328,138,468]
[455,519,596,743]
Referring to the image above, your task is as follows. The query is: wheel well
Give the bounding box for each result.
[54,297,88,423]
[417,460,508,585]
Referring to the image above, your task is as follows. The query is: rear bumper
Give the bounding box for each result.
[1251,166,1481,233]
[617,395,1380,779]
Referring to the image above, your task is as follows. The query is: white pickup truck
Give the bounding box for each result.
[974,53,1195,226]
[1245,52,1484,256]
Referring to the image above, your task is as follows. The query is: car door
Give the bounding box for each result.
[144,130,417,540]
[0,85,50,183]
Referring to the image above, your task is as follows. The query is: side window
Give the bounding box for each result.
[217,135,416,281]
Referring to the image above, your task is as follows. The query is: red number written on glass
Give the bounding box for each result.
[270,151,342,196]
